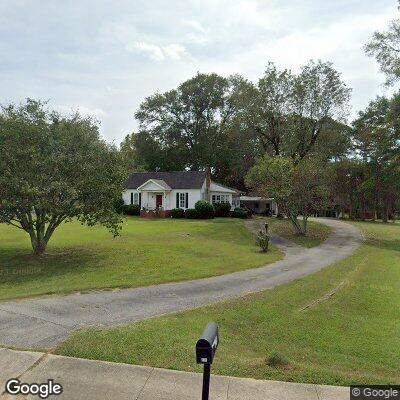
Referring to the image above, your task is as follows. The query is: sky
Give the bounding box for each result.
[0,0,398,144]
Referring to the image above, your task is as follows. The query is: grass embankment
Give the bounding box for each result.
[266,217,331,247]
[0,217,282,301]
[57,221,400,385]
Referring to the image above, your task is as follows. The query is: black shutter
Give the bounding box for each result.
[185,193,188,208]
[130,193,134,205]
[139,193,142,208]
[176,193,179,208]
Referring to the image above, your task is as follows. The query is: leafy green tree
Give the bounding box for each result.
[135,73,240,171]
[246,156,329,235]
[236,61,351,163]
[365,4,400,86]
[0,99,125,255]
[119,133,143,173]
[235,63,293,156]
[121,131,188,172]
[329,159,365,219]
[352,94,400,220]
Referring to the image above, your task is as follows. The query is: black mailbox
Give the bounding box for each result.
[196,322,219,365]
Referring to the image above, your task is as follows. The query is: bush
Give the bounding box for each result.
[185,208,198,219]
[256,230,270,252]
[123,204,140,215]
[195,201,214,219]
[214,202,231,217]
[171,208,185,218]
[265,350,289,368]
[113,198,125,214]
[232,207,250,219]
[243,206,253,216]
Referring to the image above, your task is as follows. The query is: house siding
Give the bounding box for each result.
[122,188,203,210]
[170,189,202,209]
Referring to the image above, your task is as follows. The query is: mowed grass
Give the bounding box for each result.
[56,221,400,385]
[266,217,331,248]
[0,217,282,301]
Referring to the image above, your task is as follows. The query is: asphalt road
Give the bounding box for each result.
[0,218,362,349]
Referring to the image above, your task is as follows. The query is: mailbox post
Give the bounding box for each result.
[196,322,219,400]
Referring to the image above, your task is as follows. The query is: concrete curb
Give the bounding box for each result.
[0,348,349,400]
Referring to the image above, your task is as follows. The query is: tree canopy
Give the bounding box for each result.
[134,72,240,171]
[348,93,400,220]
[0,99,125,255]
[365,3,400,86]
[236,60,351,163]
[246,155,329,234]
[126,61,351,190]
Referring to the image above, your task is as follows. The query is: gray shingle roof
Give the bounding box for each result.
[149,179,172,190]
[125,171,207,190]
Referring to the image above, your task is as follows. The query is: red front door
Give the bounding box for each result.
[156,194,163,208]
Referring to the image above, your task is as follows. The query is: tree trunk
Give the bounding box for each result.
[289,213,307,236]
[302,215,308,235]
[382,205,389,223]
[31,235,48,255]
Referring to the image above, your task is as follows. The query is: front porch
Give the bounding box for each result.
[137,179,172,215]
[140,209,171,218]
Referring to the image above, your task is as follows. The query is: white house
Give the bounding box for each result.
[123,171,241,217]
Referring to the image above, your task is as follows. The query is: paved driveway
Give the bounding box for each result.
[0,218,362,349]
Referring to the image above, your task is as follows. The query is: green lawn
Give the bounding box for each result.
[56,221,400,385]
[0,217,282,301]
[266,217,331,248]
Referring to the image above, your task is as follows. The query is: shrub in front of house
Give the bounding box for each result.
[243,206,253,216]
[171,208,185,218]
[123,204,141,215]
[214,202,231,217]
[194,200,214,219]
[232,207,250,219]
[185,208,198,219]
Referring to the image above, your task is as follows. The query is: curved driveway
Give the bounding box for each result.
[0,218,362,349]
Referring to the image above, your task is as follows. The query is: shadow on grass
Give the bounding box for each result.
[366,238,400,253]
[0,247,101,284]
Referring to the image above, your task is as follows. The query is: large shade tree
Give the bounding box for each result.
[133,72,241,171]
[351,94,400,220]
[236,61,351,163]
[365,2,400,86]
[246,155,329,235]
[0,99,125,255]
[243,60,350,234]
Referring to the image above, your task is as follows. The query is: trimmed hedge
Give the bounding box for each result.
[243,206,253,216]
[171,208,185,218]
[185,208,198,219]
[123,204,141,215]
[232,207,251,219]
[195,200,214,219]
[214,202,231,217]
